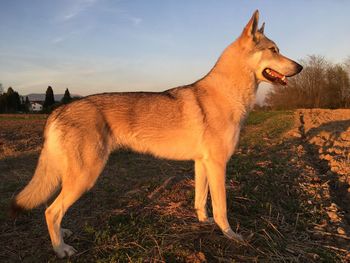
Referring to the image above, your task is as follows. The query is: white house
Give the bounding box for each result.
[30,102,43,112]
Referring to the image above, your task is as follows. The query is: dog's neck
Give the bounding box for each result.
[198,41,259,114]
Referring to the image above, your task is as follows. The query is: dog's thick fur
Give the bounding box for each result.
[11,10,302,258]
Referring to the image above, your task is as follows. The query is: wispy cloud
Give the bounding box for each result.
[99,6,143,26]
[51,37,65,44]
[51,26,93,45]
[52,0,101,44]
[62,12,78,21]
[126,15,142,26]
[59,0,98,22]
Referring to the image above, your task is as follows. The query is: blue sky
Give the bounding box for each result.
[1,0,349,102]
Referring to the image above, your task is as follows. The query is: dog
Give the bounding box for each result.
[11,10,302,258]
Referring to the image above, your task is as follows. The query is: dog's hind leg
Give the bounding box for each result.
[45,155,107,258]
[194,160,213,224]
[45,186,80,258]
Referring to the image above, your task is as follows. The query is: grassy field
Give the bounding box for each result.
[0,114,47,120]
[0,111,348,262]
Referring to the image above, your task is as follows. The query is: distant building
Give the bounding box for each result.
[30,101,43,112]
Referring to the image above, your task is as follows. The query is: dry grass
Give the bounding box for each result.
[0,111,349,262]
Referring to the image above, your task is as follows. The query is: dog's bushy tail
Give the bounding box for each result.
[10,147,60,217]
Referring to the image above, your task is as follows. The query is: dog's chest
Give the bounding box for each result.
[220,120,241,158]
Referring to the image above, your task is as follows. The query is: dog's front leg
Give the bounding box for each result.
[194,160,213,223]
[205,159,244,242]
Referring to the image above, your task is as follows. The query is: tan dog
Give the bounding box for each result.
[11,10,302,258]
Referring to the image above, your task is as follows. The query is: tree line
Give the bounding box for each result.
[265,55,350,109]
[0,85,73,113]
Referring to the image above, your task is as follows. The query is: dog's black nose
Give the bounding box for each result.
[296,63,303,73]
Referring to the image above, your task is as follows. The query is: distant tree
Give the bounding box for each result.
[8,87,21,112]
[0,87,21,113]
[0,93,6,112]
[25,96,30,105]
[345,57,350,107]
[7,87,14,94]
[22,96,31,112]
[0,83,3,95]
[323,64,350,108]
[345,57,350,71]
[43,86,55,110]
[61,88,72,104]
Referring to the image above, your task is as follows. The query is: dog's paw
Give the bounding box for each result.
[222,228,245,243]
[61,228,73,238]
[197,210,213,223]
[54,243,77,258]
[199,217,215,225]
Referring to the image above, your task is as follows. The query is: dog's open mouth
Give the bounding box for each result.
[262,68,287,85]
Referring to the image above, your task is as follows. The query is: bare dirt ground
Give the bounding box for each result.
[293,109,350,260]
[0,110,349,262]
[0,115,46,157]
[298,109,350,177]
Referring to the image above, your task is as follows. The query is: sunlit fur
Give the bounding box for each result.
[11,10,302,258]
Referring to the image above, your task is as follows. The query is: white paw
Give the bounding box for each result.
[61,228,73,238]
[222,228,245,243]
[54,243,77,258]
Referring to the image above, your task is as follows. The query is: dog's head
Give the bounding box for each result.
[239,10,303,85]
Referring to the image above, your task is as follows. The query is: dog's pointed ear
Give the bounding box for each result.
[258,22,265,34]
[242,10,259,40]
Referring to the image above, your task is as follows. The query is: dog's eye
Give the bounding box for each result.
[269,47,278,53]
